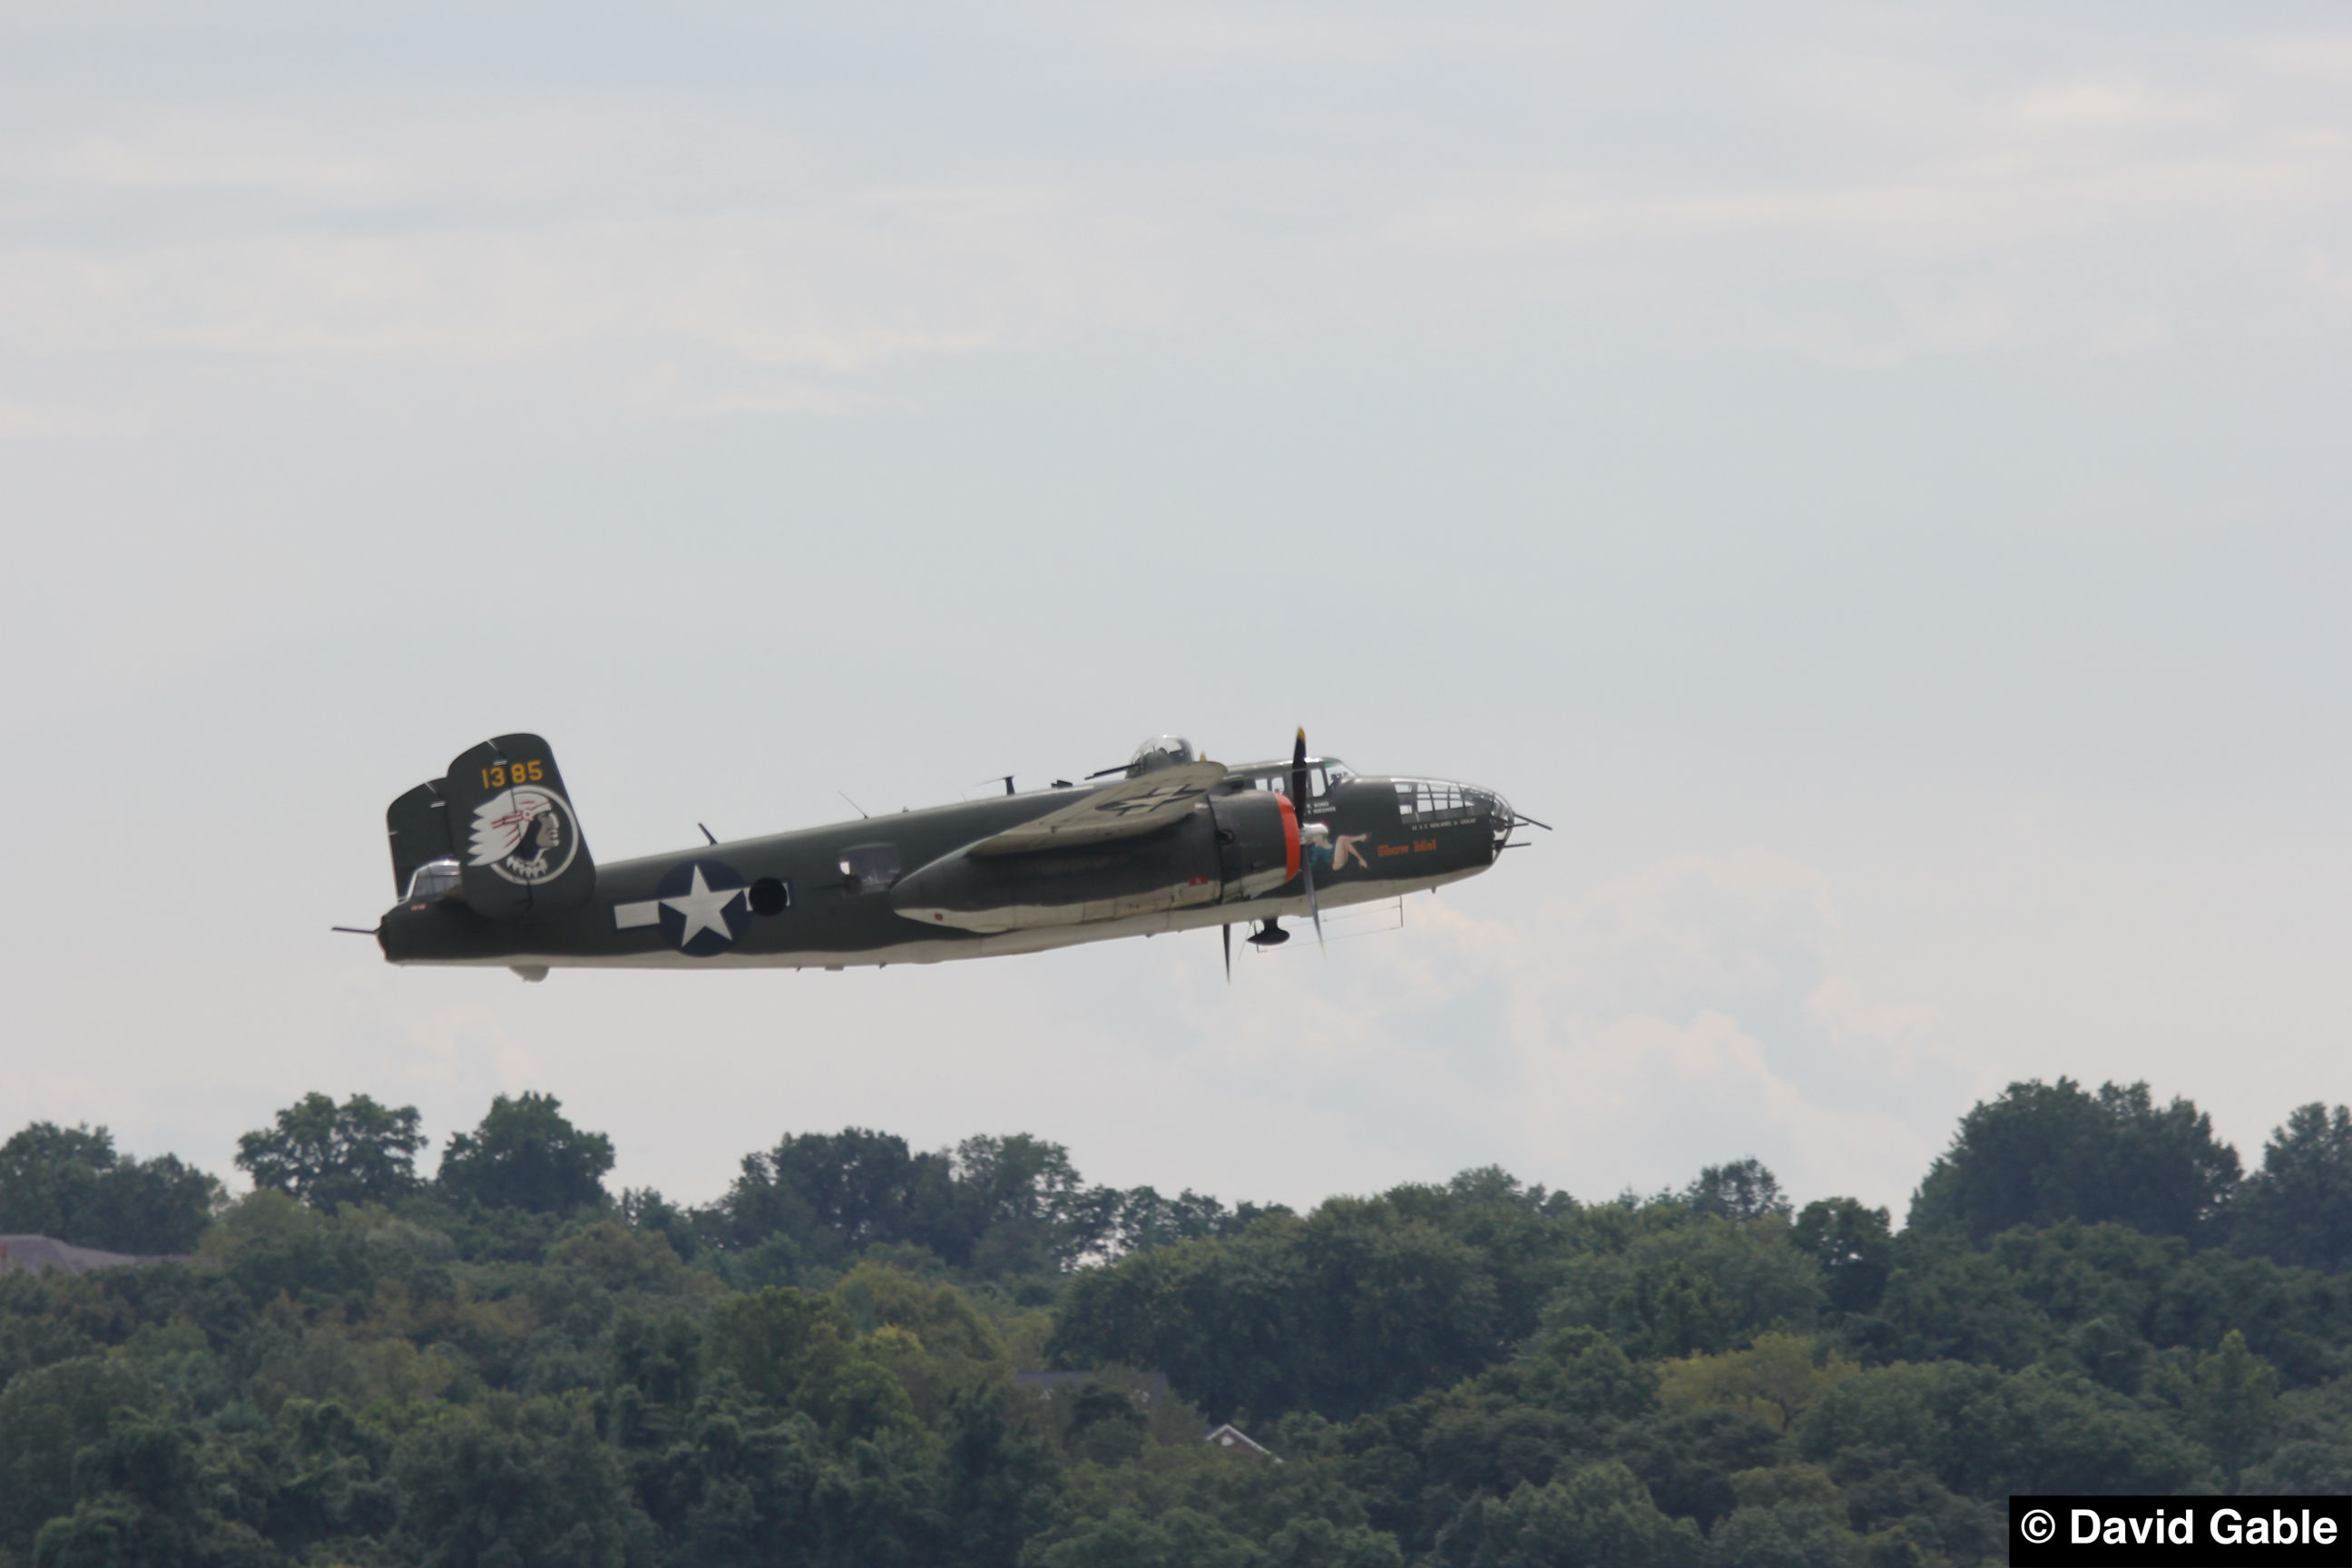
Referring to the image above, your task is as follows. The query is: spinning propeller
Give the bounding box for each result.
[1224,725,1326,981]
[1291,726,1328,956]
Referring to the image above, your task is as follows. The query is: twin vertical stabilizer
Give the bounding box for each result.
[384,733,596,920]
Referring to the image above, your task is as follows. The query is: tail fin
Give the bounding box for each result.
[387,780,456,895]
[386,733,597,919]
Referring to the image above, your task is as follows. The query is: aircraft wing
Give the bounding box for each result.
[966,761,1228,858]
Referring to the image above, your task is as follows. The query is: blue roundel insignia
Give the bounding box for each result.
[655,860,750,958]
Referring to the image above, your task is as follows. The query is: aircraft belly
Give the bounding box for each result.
[411,866,1485,973]
[899,874,1220,934]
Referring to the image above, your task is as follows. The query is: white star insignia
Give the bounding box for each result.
[662,866,741,947]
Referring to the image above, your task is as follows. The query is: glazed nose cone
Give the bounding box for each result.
[1456,785,1512,857]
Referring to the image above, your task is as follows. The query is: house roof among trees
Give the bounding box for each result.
[1204,1423,1279,1461]
[0,1234,184,1275]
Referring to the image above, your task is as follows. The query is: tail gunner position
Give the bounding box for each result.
[359,730,1545,981]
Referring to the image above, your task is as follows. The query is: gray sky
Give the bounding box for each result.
[4,2,2347,1220]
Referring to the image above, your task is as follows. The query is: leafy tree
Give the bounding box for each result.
[1026,1506,1253,1568]
[836,1261,1004,1363]
[705,1287,856,1414]
[1108,1186,1288,1254]
[1391,1171,1584,1342]
[1657,1335,1857,1435]
[268,1397,399,1551]
[708,1127,1285,1279]
[28,1410,271,1568]
[1432,1463,1700,1568]
[1683,1161,1791,1222]
[545,1218,689,1294]
[2192,1329,2279,1491]
[0,1357,164,1555]
[1032,1504,1399,1568]
[714,1127,964,1262]
[0,1299,101,1389]
[202,1188,378,1307]
[0,1122,111,1236]
[437,1092,614,1213]
[235,1092,425,1212]
[1790,1199,1893,1316]
[937,1381,1061,1568]
[2243,1439,2352,1496]
[2232,1104,2352,1272]
[1797,1359,2212,1497]
[956,1132,1108,1275]
[639,1387,941,1566]
[1702,1498,1852,1568]
[607,1311,703,1451]
[1828,1454,2003,1568]
[1865,1216,2352,1387]
[1613,1410,1788,1533]
[392,1395,654,1568]
[1541,1216,1825,1362]
[1874,1242,2056,1370]
[1325,1324,1661,1554]
[836,1261,1010,1423]
[1293,1198,1506,1416]
[2062,1314,2151,1396]
[1034,1434,1399,1565]
[617,1186,701,1260]
[1052,1198,1509,1424]
[0,1122,219,1254]
[1908,1078,2240,1244]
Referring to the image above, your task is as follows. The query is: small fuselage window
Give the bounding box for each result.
[1250,767,1331,800]
[838,845,902,893]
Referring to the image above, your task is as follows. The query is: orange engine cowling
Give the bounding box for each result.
[1210,790,1298,904]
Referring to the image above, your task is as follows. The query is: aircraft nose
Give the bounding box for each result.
[1468,786,1514,856]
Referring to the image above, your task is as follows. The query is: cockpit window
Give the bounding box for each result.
[403,857,464,902]
[1251,766,1332,799]
[1396,779,1467,819]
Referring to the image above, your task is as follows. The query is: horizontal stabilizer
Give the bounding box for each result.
[966,761,1226,858]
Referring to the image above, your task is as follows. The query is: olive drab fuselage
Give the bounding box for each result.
[373,737,1520,977]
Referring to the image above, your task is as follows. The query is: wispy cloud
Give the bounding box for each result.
[1152,850,1962,1212]
[5,18,2347,410]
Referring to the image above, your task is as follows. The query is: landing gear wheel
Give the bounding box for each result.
[1247,919,1290,948]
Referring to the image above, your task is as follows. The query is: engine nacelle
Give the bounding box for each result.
[1210,789,1298,903]
[892,808,1221,932]
[891,790,1303,934]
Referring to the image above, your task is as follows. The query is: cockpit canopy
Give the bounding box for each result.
[1125,735,1198,775]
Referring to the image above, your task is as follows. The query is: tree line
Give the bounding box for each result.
[2,1093,1284,1279]
[0,1076,2349,1566]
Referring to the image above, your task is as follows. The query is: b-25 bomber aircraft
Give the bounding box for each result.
[361,730,1543,981]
